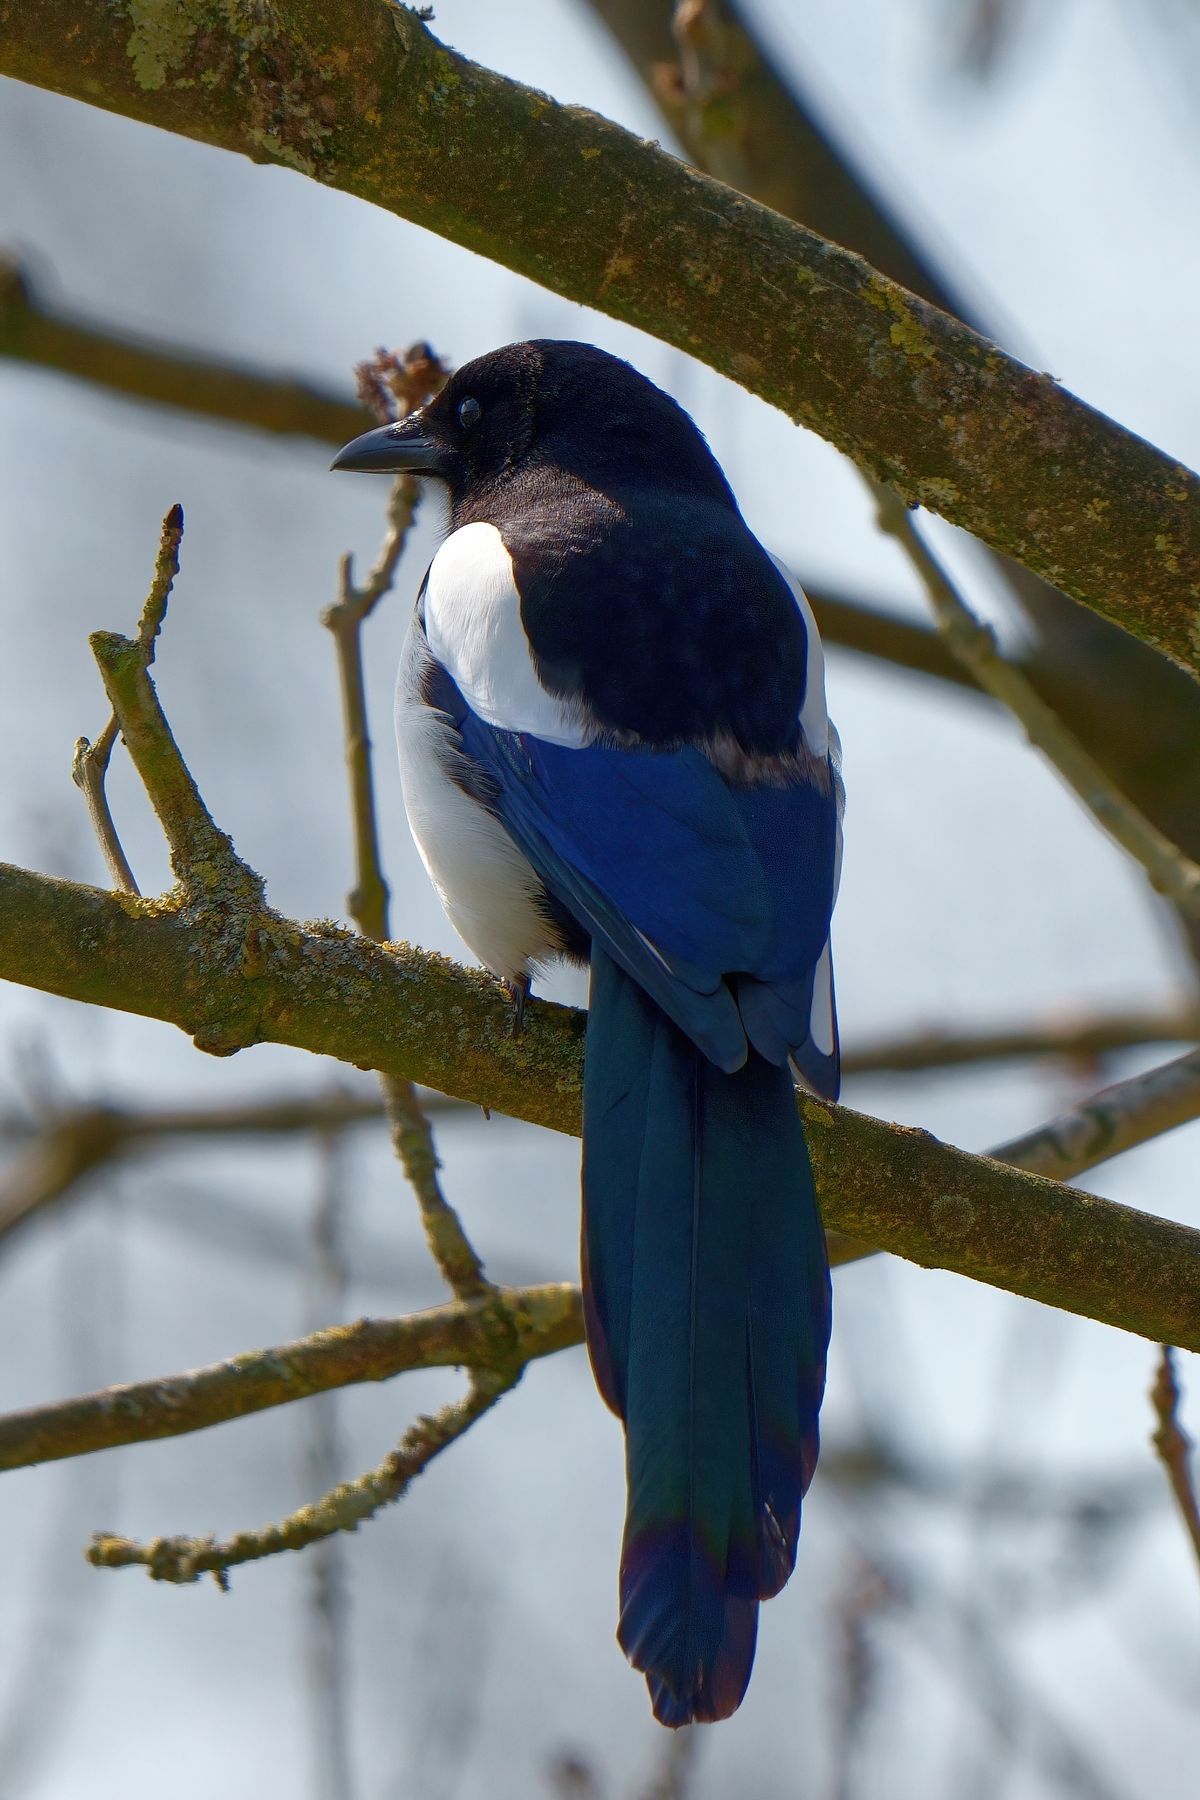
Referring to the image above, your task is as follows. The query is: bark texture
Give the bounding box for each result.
[1,0,1198,670]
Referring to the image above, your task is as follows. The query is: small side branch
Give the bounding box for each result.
[78,511,263,907]
[1149,1346,1200,1579]
[86,1368,514,1584]
[72,504,184,894]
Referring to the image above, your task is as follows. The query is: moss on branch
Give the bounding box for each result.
[2,859,1200,1352]
[1,1,1198,671]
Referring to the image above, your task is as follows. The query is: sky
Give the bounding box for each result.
[0,1,1198,1795]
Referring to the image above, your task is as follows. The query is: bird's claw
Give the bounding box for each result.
[505,973,530,1036]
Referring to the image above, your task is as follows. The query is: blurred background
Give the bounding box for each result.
[1,0,1199,1794]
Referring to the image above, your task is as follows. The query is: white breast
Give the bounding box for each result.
[423,522,589,745]
[394,615,565,985]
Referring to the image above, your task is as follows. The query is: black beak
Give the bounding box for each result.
[331,416,449,476]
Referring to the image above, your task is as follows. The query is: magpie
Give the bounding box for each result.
[333,340,842,1726]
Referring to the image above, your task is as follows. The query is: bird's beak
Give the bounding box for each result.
[331,414,449,476]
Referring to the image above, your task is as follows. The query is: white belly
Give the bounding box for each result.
[395,615,564,985]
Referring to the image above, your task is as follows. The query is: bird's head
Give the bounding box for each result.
[331,339,734,515]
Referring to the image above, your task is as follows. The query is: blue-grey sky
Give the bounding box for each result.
[0,2,1197,1794]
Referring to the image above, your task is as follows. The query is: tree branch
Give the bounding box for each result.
[86,1366,516,1583]
[0,1285,580,1473]
[0,252,369,444]
[3,858,1200,1349]
[995,1047,1200,1183]
[71,503,185,897]
[2,1045,1198,1475]
[2,3,1197,670]
[584,1,1200,967]
[841,1009,1200,1077]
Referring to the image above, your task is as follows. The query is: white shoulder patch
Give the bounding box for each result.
[769,554,831,762]
[423,522,588,746]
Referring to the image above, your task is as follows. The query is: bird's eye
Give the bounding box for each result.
[457,397,482,430]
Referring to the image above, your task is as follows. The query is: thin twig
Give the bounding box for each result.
[71,504,184,894]
[321,476,418,943]
[868,482,1200,920]
[323,411,491,1304]
[86,1368,513,1583]
[1149,1345,1200,1580]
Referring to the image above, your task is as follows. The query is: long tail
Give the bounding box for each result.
[582,944,831,1727]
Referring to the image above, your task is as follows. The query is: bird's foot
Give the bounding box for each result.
[505,973,531,1036]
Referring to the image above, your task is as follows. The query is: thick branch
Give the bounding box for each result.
[3,1044,1198,1474]
[3,861,1200,1350]
[2,4,1197,670]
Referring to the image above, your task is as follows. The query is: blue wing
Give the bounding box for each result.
[441,685,840,1088]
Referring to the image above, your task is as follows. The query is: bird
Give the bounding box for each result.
[332,340,842,1726]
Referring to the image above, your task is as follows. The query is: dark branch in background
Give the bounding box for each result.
[0,245,974,697]
[1,4,1198,672]
[801,583,978,691]
[840,1008,1200,1077]
[868,482,1200,918]
[0,254,368,444]
[584,0,1200,957]
[0,1086,461,1243]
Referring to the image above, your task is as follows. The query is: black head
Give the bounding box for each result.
[331,339,736,514]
